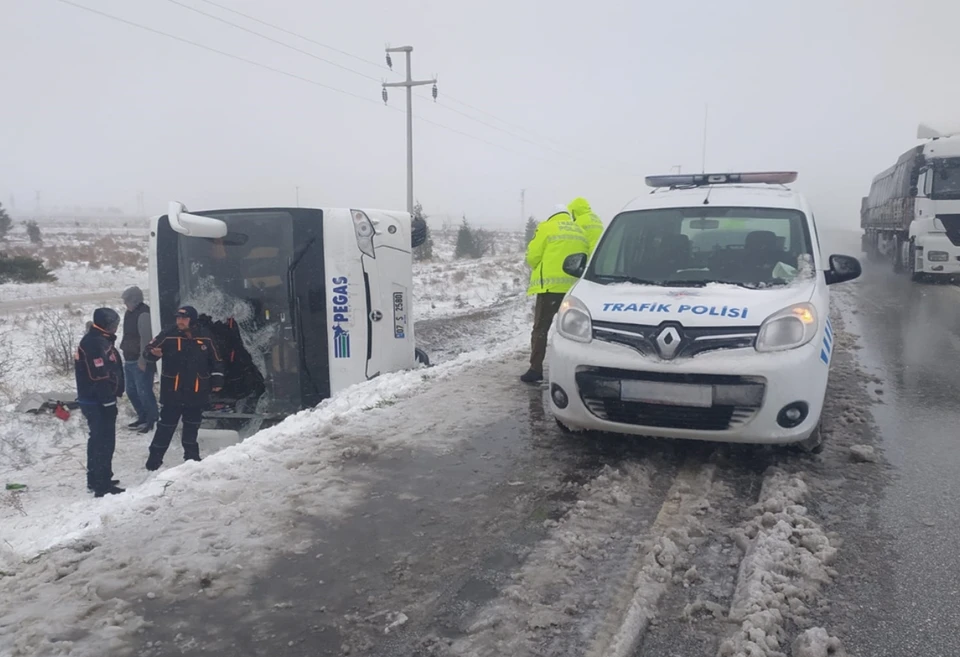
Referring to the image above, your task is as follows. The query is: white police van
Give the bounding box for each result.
[546,172,861,452]
[148,201,429,446]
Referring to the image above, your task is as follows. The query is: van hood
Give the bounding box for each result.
[573,278,817,327]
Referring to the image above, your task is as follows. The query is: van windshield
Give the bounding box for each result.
[585,206,815,289]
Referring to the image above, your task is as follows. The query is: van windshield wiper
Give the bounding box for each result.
[592,274,706,287]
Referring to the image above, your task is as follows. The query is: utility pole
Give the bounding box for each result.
[382,45,437,215]
[520,188,526,224]
[295,186,300,207]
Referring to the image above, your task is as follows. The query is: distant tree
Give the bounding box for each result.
[25,220,42,244]
[454,216,478,259]
[473,228,496,257]
[524,216,538,246]
[0,203,11,241]
[412,201,434,262]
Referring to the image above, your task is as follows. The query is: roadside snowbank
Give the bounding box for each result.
[720,469,842,657]
[0,337,527,657]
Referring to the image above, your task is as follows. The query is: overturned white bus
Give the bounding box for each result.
[148,201,429,444]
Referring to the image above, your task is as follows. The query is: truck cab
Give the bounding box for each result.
[148,202,426,447]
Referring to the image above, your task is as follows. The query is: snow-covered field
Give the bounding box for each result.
[0,224,533,577]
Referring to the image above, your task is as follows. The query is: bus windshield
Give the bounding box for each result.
[176,211,301,416]
[585,206,815,289]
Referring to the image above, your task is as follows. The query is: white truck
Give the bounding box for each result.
[148,201,429,446]
[861,124,960,280]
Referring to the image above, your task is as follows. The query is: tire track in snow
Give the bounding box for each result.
[633,450,770,656]
[585,460,719,657]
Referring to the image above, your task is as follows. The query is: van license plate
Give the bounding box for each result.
[620,381,712,407]
[393,292,406,338]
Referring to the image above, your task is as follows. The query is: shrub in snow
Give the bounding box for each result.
[25,220,42,244]
[0,252,56,284]
[37,308,83,374]
[0,203,12,241]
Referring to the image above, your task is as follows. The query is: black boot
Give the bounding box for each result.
[520,369,543,383]
[137,422,155,435]
[127,419,144,429]
[88,479,120,491]
[94,485,125,498]
[146,448,165,471]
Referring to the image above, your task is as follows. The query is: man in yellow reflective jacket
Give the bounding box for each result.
[568,197,604,255]
[521,205,589,383]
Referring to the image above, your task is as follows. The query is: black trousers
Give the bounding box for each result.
[148,404,204,462]
[82,404,117,491]
[529,292,566,373]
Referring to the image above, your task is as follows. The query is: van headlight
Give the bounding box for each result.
[556,295,592,343]
[755,303,818,352]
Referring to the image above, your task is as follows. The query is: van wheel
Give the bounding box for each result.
[415,347,431,367]
[797,421,825,454]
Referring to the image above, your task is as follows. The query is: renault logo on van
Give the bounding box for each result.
[655,326,682,359]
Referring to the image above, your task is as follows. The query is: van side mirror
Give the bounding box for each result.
[824,254,861,285]
[562,253,588,278]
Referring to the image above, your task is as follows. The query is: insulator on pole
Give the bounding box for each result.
[385,53,393,69]
[432,83,438,101]
[382,88,388,104]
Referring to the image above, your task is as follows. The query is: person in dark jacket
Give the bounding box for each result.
[143,305,225,470]
[120,286,159,433]
[75,308,126,497]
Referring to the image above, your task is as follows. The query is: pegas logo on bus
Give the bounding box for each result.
[331,276,351,358]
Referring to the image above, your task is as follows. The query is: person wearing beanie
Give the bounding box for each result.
[120,286,158,433]
[74,307,126,497]
[521,204,589,383]
[142,305,225,470]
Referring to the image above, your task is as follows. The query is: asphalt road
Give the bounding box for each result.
[821,249,960,657]
[10,228,960,656]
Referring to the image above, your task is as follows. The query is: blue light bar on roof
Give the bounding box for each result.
[645,171,798,188]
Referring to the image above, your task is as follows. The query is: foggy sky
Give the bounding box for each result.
[3,0,958,230]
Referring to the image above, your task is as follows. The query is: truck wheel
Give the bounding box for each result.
[892,236,903,273]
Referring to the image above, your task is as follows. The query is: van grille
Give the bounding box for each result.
[592,320,759,359]
[576,368,764,431]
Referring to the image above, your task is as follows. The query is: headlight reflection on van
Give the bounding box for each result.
[556,295,593,343]
[755,303,818,352]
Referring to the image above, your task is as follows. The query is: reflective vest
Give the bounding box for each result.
[526,211,589,295]
[568,197,604,255]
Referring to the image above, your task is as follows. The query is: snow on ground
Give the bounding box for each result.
[719,470,843,657]
[0,339,533,657]
[0,225,533,562]
[0,227,149,302]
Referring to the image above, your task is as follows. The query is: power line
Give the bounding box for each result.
[51,0,562,167]
[161,0,641,176]
[161,0,384,83]
[168,0,573,155]
[54,0,383,107]
[194,0,391,74]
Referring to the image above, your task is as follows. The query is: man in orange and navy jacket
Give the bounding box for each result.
[143,305,224,471]
[75,307,126,497]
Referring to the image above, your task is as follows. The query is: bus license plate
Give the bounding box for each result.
[393,292,406,338]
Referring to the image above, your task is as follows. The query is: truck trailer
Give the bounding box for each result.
[148,201,430,449]
[861,125,960,280]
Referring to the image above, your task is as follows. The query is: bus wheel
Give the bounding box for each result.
[415,347,431,367]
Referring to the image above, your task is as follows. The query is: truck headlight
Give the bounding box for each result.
[755,303,818,352]
[351,209,376,258]
[556,295,592,343]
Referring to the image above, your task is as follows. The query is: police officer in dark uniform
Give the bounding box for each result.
[75,308,126,497]
[143,306,225,471]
